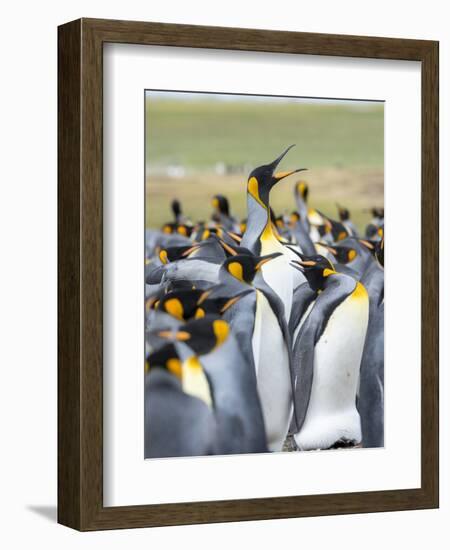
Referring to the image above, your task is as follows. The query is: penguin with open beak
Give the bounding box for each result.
[154,316,267,455]
[289,253,369,450]
[209,252,299,451]
[241,145,307,322]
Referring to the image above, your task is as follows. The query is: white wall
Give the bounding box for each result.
[0,1,447,548]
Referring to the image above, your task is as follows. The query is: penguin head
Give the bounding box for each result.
[336,203,350,221]
[289,211,301,227]
[295,180,309,202]
[158,244,201,264]
[156,289,205,321]
[156,315,231,356]
[223,252,282,284]
[290,253,336,292]
[194,288,253,318]
[171,199,182,220]
[212,194,230,216]
[247,145,306,208]
[317,211,349,242]
[146,343,181,378]
[161,222,176,234]
[322,243,358,265]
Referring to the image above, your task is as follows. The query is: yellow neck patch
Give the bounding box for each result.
[228,261,244,282]
[348,249,357,261]
[182,356,213,407]
[260,220,275,243]
[323,268,336,277]
[164,298,184,320]
[352,281,368,301]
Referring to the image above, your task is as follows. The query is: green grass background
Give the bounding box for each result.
[145,94,384,230]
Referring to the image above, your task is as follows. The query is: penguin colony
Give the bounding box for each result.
[145,145,384,458]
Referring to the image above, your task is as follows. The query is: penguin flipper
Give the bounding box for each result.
[288,282,316,336]
[292,275,356,431]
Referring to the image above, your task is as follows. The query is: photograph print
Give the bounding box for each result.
[144,91,384,458]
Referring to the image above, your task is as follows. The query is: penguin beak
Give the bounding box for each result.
[197,289,212,305]
[273,168,307,183]
[255,252,282,270]
[156,330,191,342]
[298,260,317,267]
[227,231,242,243]
[220,289,252,312]
[268,144,296,170]
[181,244,202,257]
[359,239,375,250]
[267,144,307,185]
[218,239,238,256]
[319,243,338,256]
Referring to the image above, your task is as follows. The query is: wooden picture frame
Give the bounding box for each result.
[58,18,439,531]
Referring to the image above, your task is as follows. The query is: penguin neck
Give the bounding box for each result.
[242,194,277,254]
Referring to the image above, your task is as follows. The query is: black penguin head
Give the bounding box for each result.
[146,343,181,378]
[158,244,200,264]
[370,207,384,219]
[247,145,306,207]
[223,252,282,284]
[156,315,230,356]
[295,180,309,202]
[290,253,336,292]
[212,194,230,216]
[194,288,253,318]
[336,203,350,221]
[171,199,182,220]
[317,211,349,242]
[156,289,205,321]
[322,243,358,265]
[215,236,252,258]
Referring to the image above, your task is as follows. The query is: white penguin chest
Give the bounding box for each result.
[295,286,369,450]
[259,237,294,321]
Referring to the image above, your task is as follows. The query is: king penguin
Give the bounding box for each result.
[214,253,298,451]
[156,316,268,454]
[358,237,384,447]
[145,343,218,458]
[241,145,307,322]
[290,254,369,450]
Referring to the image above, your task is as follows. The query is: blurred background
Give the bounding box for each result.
[145,91,384,231]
